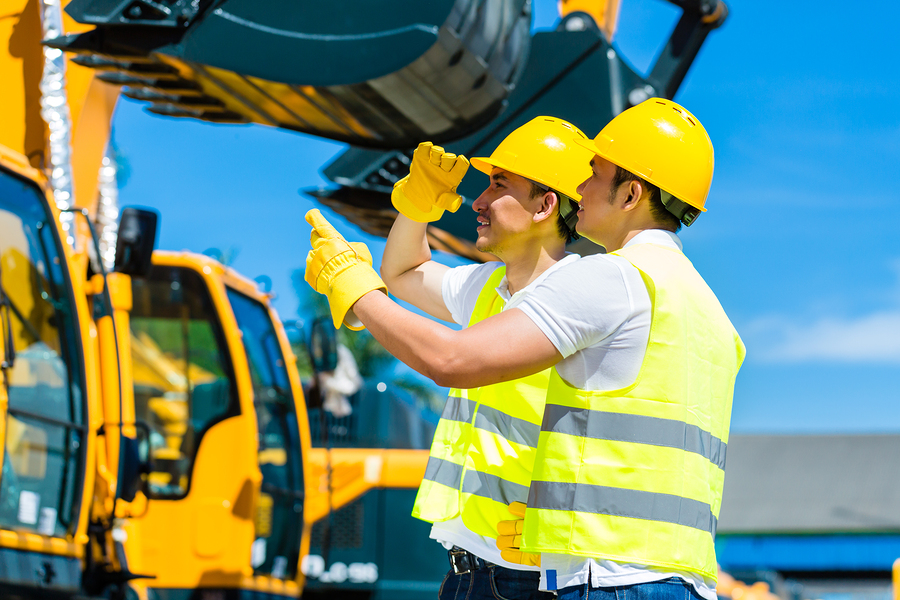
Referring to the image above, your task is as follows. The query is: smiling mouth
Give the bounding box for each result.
[477,217,490,227]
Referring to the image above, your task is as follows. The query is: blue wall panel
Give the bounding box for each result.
[717,535,900,571]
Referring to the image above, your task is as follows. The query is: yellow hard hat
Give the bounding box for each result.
[576,98,714,215]
[471,116,593,201]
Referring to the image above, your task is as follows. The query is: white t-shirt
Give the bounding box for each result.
[428,254,580,572]
[511,230,717,600]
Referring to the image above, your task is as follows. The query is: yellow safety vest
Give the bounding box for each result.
[521,243,745,581]
[412,266,551,537]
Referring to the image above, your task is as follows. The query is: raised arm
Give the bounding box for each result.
[380,214,452,321]
[381,141,470,321]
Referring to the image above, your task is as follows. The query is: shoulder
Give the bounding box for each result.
[442,261,505,326]
[539,253,639,289]
[511,253,649,337]
[443,261,504,292]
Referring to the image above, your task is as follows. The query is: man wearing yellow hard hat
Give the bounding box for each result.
[378,117,591,600]
[304,98,745,600]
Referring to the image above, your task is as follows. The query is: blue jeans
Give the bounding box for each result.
[557,577,705,600]
[438,565,555,600]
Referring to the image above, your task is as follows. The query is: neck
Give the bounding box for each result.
[501,240,567,296]
[604,210,672,252]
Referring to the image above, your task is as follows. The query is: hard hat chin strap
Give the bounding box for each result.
[661,191,701,227]
[558,195,581,241]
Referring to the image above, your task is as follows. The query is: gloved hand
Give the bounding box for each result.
[496,501,540,567]
[391,141,469,223]
[305,209,387,331]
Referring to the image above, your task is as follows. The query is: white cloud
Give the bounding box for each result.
[749,311,900,364]
[744,257,900,365]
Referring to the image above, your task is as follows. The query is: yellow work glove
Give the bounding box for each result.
[496,501,540,567]
[391,141,470,223]
[305,209,387,331]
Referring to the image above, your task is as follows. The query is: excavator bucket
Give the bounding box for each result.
[52,0,532,148]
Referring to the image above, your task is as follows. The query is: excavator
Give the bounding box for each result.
[1,0,728,598]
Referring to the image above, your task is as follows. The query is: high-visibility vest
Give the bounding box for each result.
[412,266,551,537]
[521,243,745,581]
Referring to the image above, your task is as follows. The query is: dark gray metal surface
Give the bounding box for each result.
[719,434,900,534]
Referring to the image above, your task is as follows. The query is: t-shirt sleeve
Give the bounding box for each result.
[442,261,504,326]
[509,255,637,358]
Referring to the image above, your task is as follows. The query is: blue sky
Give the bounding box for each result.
[111,0,900,434]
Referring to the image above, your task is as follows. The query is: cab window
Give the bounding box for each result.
[130,265,238,498]
[0,169,86,537]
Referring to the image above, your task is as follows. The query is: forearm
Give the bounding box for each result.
[352,291,562,388]
[380,215,432,286]
[380,214,451,320]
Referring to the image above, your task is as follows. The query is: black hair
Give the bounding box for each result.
[529,182,579,243]
[610,166,681,232]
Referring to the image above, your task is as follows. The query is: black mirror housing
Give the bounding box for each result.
[116,434,146,503]
[114,207,159,277]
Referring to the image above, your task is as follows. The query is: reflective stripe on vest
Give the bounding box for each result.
[541,404,727,470]
[412,265,551,537]
[521,243,745,581]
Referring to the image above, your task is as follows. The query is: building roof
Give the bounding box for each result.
[718,434,900,534]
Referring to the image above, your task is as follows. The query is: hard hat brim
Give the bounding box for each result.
[470,156,498,176]
[470,156,584,201]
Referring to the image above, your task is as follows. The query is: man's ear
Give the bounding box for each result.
[533,191,558,224]
[622,180,644,212]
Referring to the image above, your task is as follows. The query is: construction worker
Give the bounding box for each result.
[380,117,591,600]
[304,98,745,600]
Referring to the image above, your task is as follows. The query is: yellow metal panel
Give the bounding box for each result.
[0,0,112,176]
[894,559,900,600]
[66,249,100,546]
[0,0,45,167]
[192,497,232,557]
[70,77,120,216]
[304,448,428,524]
[0,529,82,557]
[558,0,621,41]
[127,416,260,587]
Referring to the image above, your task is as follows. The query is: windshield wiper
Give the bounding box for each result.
[0,256,43,370]
[0,282,16,370]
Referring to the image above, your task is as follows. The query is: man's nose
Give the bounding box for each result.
[576,177,589,196]
[472,190,488,211]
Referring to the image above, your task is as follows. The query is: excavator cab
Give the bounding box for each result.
[124,251,310,597]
